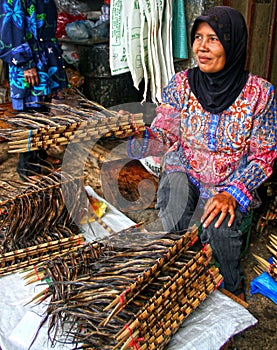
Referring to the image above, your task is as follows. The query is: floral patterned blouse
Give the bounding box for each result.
[0,0,68,110]
[129,70,277,212]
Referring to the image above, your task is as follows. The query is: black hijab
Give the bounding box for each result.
[188,6,249,113]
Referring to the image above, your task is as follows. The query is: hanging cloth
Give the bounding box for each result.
[172,0,188,59]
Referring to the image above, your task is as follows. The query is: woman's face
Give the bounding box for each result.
[192,22,226,73]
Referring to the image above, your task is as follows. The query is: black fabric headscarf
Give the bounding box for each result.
[188,6,249,113]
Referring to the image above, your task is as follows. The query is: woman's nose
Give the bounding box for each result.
[199,38,209,50]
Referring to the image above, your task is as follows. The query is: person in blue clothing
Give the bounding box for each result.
[0,0,68,180]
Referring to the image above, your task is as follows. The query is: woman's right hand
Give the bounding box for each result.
[116,110,145,139]
[24,67,39,86]
[201,191,237,229]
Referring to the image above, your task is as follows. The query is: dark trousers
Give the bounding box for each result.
[17,149,48,179]
[16,102,50,180]
[156,171,245,293]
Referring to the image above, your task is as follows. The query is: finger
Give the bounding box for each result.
[25,75,33,85]
[214,205,236,228]
[31,74,39,86]
[34,74,40,86]
[227,208,236,227]
[29,76,35,86]
[214,210,228,228]
[202,207,220,228]
[201,201,216,223]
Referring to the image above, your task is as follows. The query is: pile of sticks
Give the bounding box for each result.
[24,228,223,349]
[0,97,145,153]
[256,181,277,234]
[0,172,88,276]
[253,234,277,282]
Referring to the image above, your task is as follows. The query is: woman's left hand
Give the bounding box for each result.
[201,191,237,229]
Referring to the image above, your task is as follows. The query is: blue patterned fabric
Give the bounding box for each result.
[0,0,68,110]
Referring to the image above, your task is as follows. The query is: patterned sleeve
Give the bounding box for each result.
[0,0,34,69]
[224,80,277,211]
[128,73,185,159]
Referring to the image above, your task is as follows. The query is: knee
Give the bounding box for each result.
[201,227,243,261]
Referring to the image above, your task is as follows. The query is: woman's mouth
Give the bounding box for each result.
[198,56,210,64]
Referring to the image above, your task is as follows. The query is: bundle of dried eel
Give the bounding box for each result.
[256,181,277,234]
[24,228,223,349]
[0,235,85,276]
[0,171,88,276]
[253,234,277,282]
[0,96,145,153]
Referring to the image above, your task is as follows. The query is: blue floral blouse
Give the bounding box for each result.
[0,0,68,110]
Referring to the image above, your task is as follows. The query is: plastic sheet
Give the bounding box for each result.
[167,290,257,350]
[250,272,277,304]
[0,282,257,350]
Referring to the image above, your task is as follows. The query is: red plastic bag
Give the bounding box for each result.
[56,12,87,38]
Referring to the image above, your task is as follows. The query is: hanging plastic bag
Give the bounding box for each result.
[65,20,90,40]
[250,272,277,304]
[89,21,110,40]
[57,12,87,38]
[61,43,80,65]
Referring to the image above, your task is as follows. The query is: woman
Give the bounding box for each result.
[0,0,68,179]
[128,6,277,298]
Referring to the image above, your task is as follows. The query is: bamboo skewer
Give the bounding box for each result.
[0,172,100,276]
[8,126,145,153]
[102,227,199,325]
[0,241,84,277]
[8,118,144,144]
[117,267,222,350]
[114,246,213,341]
[8,123,144,147]
[0,235,84,263]
[253,233,277,281]
[114,269,208,349]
